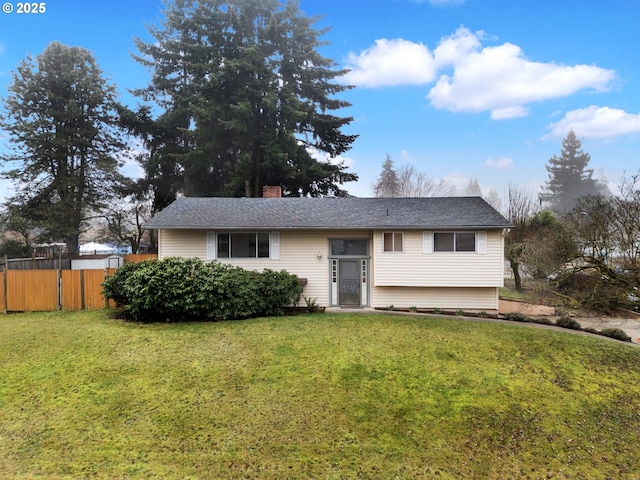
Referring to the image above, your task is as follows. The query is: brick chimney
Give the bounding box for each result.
[262,185,282,198]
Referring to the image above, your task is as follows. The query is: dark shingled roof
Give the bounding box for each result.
[145,196,512,230]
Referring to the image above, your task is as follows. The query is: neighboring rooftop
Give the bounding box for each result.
[145,196,512,230]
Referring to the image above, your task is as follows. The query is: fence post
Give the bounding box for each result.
[2,257,6,314]
[57,269,62,310]
[104,268,109,309]
[80,269,86,311]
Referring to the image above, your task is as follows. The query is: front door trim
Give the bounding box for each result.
[329,256,369,307]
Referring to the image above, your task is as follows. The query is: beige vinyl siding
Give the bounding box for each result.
[158,229,370,306]
[373,230,504,287]
[158,229,207,259]
[157,227,503,310]
[370,286,499,311]
[211,231,332,305]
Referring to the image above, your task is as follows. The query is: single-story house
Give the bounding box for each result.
[144,188,512,313]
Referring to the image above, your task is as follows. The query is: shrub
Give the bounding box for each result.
[103,257,302,322]
[531,317,554,325]
[258,269,303,316]
[555,316,582,331]
[504,312,531,323]
[102,260,150,307]
[556,270,629,314]
[303,296,319,313]
[583,327,599,335]
[599,328,632,342]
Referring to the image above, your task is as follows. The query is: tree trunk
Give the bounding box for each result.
[65,234,79,255]
[509,259,523,292]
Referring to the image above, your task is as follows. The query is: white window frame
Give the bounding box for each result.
[206,231,280,260]
[423,231,487,254]
[382,231,404,253]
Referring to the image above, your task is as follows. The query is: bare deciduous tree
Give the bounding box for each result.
[557,171,640,312]
[98,181,153,253]
[504,184,573,291]
[504,184,539,291]
[396,165,454,197]
[615,170,640,277]
[373,157,454,198]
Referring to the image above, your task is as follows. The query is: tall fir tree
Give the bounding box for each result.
[0,42,126,252]
[133,0,357,199]
[465,178,482,196]
[373,155,399,197]
[541,130,605,212]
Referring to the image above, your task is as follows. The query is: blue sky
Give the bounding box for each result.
[1,0,639,203]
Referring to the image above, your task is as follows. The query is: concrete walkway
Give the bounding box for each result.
[500,298,640,345]
[330,302,640,345]
[575,316,640,344]
[499,298,556,316]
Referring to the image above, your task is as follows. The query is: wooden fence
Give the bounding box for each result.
[0,254,157,313]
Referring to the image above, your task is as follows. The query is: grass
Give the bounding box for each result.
[499,286,527,301]
[1,311,640,479]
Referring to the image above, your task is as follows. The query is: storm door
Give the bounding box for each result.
[338,260,360,305]
[329,238,369,307]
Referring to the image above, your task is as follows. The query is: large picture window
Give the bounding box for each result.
[433,232,476,252]
[217,232,270,258]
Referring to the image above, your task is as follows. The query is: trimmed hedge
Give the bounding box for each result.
[555,316,583,331]
[503,312,531,323]
[599,328,632,342]
[102,257,302,322]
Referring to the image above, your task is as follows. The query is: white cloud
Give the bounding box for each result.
[343,26,616,120]
[484,157,513,169]
[545,105,640,139]
[308,146,355,169]
[343,38,436,88]
[490,106,528,120]
[433,26,481,68]
[400,149,413,163]
[442,171,470,194]
[427,30,615,118]
[332,154,355,169]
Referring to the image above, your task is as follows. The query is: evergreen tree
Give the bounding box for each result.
[119,105,187,213]
[0,42,126,252]
[541,130,604,212]
[465,177,482,196]
[133,0,357,198]
[373,155,399,197]
[483,188,502,212]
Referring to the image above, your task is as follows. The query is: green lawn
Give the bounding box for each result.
[1,311,639,479]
